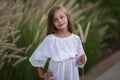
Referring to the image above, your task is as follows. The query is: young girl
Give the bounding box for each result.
[29,6,87,80]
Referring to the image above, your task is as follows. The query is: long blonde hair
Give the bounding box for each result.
[46,6,74,35]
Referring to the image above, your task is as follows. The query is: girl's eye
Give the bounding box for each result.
[60,16,64,19]
[53,18,58,22]
[53,15,64,22]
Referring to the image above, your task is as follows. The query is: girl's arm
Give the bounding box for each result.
[76,35,87,68]
[36,67,53,79]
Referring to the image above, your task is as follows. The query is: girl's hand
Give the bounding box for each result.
[39,72,53,79]
[77,54,85,65]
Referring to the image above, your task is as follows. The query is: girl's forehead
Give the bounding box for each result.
[54,9,66,17]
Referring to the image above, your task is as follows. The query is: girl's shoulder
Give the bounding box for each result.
[46,34,54,38]
[44,34,55,40]
[72,33,80,39]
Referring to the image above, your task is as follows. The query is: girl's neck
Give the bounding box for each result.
[54,30,72,38]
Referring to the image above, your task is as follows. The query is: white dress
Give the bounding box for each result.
[29,33,87,80]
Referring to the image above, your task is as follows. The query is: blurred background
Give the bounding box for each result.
[0,0,120,80]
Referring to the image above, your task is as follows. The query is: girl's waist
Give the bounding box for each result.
[50,56,77,63]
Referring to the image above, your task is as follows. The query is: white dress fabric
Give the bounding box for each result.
[29,33,87,80]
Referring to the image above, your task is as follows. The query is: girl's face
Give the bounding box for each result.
[53,9,68,31]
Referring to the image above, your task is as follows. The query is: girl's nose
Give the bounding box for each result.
[58,18,62,23]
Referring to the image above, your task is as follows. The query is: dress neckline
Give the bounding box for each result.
[52,33,74,39]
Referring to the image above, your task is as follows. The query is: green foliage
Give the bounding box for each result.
[76,0,120,73]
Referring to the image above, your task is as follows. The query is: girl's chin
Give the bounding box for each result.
[58,25,67,28]
[57,26,66,30]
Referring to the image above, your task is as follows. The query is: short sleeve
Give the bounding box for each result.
[29,36,51,68]
[76,36,87,68]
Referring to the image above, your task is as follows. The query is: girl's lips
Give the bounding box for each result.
[58,23,64,26]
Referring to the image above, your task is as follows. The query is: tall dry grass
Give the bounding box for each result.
[0,0,26,69]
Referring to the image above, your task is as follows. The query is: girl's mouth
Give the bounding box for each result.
[58,23,64,27]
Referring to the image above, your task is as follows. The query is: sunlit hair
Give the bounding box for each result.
[46,5,75,35]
